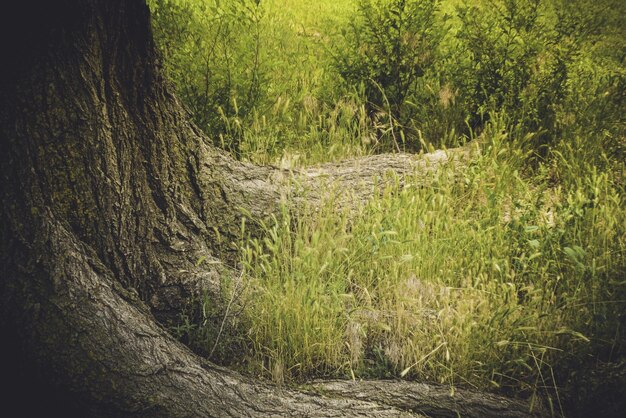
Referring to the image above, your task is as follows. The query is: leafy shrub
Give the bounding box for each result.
[553,0,626,162]
[334,0,446,150]
[453,0,625,157]
[454,1,563,146]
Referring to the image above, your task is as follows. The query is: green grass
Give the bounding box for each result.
[235,121,624,404]
[151,0,626,412]
[234,0,371,165]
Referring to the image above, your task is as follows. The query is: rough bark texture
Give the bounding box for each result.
[0,0,534,416]
[310,380,545,418]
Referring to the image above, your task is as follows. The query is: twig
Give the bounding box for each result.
[209,269,245,358]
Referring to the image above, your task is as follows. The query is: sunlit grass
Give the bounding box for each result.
[232,120,625,405]
[234,0,366,165]
[152,0,626,410]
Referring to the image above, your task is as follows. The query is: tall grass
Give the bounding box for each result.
[151,0,626,413]
[149,0,371,165]
[233,119,624,409]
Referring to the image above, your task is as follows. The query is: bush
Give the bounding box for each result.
[453,0,625,157]
[454,1,563,145]
[334,0,446,150]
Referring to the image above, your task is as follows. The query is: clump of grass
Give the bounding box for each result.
[239,199,353,382]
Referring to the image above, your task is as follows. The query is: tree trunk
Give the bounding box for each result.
[0,0,532,416]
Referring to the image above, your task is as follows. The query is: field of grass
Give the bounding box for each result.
[150,0,625,414]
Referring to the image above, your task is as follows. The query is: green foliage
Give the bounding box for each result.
[453,0,626,155]
[152,0,626,409]
[221,120,625,407]
[149,0,375,164]
[334,0,447,150]
[149,0,265,157]
[149,0,624,164]
[454,1,561,144]
[555,0,626,162]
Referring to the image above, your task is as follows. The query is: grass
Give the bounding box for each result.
[151,0,626,413]
[235,120,624,406]
[233,0,371,165]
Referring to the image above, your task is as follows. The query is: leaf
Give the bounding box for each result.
[195,256,207,267]
[563,246,577,260]
[556,328,590,342]
[528,239,540,249]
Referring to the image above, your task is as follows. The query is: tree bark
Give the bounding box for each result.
[0,0,532,416]
[309,380,546,418]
